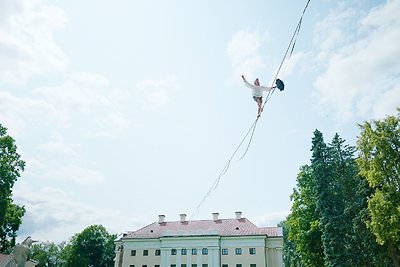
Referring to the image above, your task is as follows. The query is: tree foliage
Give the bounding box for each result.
[31,242,66,267]
[357,109,400,266]
[63,225,116,267]
[0,124,26,253]
[286,165,324,267]
[285,128,393,266]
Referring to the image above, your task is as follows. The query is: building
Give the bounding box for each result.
[114,212,283,267]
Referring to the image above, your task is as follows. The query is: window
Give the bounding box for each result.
[192,265,197,267]
[155,249,161,256]
[131,250,136,256]
[250,264,257,267]
[202,265,208,267]
[181,265,187,267]
[222,265,228,267]
[221,248,228,255]
[142,265,147,267]
[143,250,148,256]
[202,248,208,255]
[249,248,256,255]
[192,248,197,255]
[155,265,160,267]
[235,248,242,255]
[171,265,176,267]
[171,249,177,255]
[181,248,187,255]
[236,264,242,267]
[130,265,135,267]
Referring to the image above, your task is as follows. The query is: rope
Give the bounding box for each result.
[238,0,311,160]
[191,0,312,218]
[190,118,258,219]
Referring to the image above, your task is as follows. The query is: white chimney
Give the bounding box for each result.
[180,213,187,222]
[212,212,219,221]
[235,211,242,219]
[158,214,165,223]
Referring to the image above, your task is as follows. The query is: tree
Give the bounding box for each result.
[279,219,302,267]
[63,225,116,267]
[31,241,66,267]
[357,109,400,266]
[286,164,324,267]
[286,129,393,266]
[0,124,26,253]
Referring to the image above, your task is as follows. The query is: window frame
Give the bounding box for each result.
[235,248,242,255]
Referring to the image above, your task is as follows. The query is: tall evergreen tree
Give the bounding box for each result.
[311,130,344,266]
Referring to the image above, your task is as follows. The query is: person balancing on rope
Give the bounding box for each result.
[241,75,276,117]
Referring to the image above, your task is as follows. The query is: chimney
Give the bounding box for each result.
[180,214,187,222]
[158,214,165,223]
[212,212,219,221]
[235,211,242,219]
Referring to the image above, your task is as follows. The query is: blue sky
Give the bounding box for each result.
[1,0,399,242]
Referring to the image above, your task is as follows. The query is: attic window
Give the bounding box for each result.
[235,227,239,230]
[150,230,154,233]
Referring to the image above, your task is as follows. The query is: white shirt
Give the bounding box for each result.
[243,79,273,97]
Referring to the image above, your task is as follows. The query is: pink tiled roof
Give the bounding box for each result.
[124,218,282,239]
[0,253,7,262]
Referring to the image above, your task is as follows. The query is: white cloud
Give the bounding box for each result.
[0,0,68,84]
[14,182,152,242]
[0,72,132,138]
[43,164,105,185]
[313,0,400,121]
[278,51,306,80]
[38,131,79,156]
[252,210,289,227]
[138,75,179,109]
[0,90,57,136]
[227,29,267,82]
[37,72,111,115]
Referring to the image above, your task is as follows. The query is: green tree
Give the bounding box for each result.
[31,241,66,267]
[350,177,393,267]
[64,225,116,267]
[313,131,390,266]
[279,219,301,267]
[286,164,324,267]
[357,109,400,266]
[0,124,26,253]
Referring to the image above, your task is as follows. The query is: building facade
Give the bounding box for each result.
[114,212,283,267]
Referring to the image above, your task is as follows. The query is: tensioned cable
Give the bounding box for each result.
[238,0,311,160]
[191,0,312,218]
[190,118,259,219]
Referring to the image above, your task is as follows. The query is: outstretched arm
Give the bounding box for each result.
[259,85,274,92]
[241,75,254,89]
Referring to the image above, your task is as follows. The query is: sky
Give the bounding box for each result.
[1,0,399,243]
